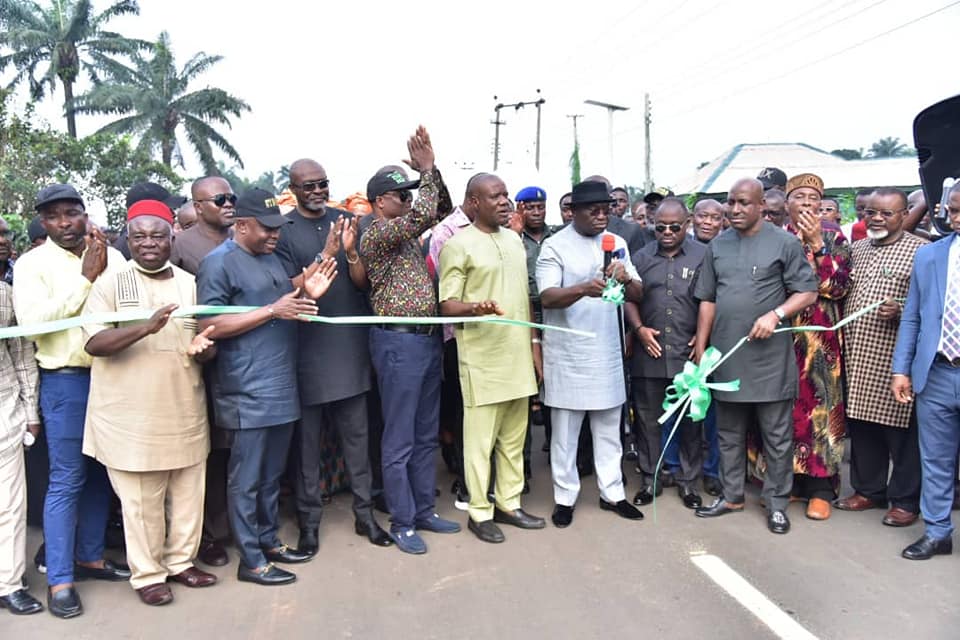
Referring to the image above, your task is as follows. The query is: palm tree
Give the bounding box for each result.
[0,0,146,138]
[867,137,915,158]
[72,32,251,173]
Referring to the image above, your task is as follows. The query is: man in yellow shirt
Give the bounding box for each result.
[12,184,127,619]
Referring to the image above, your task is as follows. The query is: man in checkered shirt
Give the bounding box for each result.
[837,188,927,527]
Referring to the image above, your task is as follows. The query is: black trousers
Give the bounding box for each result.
[848,417,921,512]
[440,339,465,484]
[201,447,231,543]
[295,393,373,528]
[634,377,702,488]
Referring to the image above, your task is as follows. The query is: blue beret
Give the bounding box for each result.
[515,186,546,202]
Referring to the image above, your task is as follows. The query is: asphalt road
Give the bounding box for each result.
[8,449,960,640]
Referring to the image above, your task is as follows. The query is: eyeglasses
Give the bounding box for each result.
[385,190,412,203]
[291,180,329,193]
[196,193,237,208]
[863,208,906,219]
[654,223,684,233]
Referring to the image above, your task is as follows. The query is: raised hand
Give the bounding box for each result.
[303,257,338,299]
[342,216,358,256]
[403,125,435,173]
[270,288,319,320]
[323,216,344,257]
[579,278,607,298]
[507,210,524,234]
[605,261,632,284]
[187,325,216,356]
[145,303,178,334]
[82,226,109,282]
[472,300,505,316]
[796,210,824,249]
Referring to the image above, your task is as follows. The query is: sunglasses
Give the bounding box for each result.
[196,193,237,208]
[291,179,329,193]
[654,223,684,233]
[385,190,413,203]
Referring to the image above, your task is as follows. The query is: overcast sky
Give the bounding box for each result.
[12,0,959,220]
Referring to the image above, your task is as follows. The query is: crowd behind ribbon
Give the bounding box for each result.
[1,126,959,618]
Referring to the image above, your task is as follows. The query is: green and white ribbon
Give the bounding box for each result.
[0,305,597,340]
[601,279,625,305]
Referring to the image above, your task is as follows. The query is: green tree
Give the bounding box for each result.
[830,148,864,160]
[0,0,146,138]
[72,31,250,173]
[0,89,181,230]
[867,137,916,158]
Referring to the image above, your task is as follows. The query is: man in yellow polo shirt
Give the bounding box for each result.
[439,173,544,543]
[13,184,127,618]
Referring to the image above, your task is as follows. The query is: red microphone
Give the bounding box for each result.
[601,233,616,272]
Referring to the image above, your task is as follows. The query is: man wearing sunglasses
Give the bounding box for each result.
[171,177,236,276]
[274,159,390,554]
[627,198,707,510]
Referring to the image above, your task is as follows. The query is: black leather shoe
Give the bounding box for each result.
[468,518,505,543]
[197,540,229,567]
[679,486,703,509]
[493,507,546,529]
[355,519,394,547]
[902,534,953,560]
[237,563,296,586]
[551,505,574,528]
[703,476,723,497]
[263,544,313,564]
[0,589,43,615]
[47,586,82,619]
[632,485,661,506]
[599,499,644,520]
[74,559,131,582]
[623,435,639,461]
[695,497,745,518]
[297,528,319,556]
[767,510,790,534]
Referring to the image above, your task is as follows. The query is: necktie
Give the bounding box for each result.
[940,246,960,360]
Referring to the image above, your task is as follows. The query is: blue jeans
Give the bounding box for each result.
[40,370,111,587]
[660,401,719,478]
[369,328,441,531]
[915,362,960,540]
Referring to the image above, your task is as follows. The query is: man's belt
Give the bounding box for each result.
[377,323,437,336]
[935,353,960,368]
[39,367,91,375]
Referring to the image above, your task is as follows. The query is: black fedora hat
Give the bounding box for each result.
[570,180,615,206]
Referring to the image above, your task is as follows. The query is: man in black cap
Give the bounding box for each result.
[275,157,391,554]
[13,184,129,618]
[758,167,788,192]
[643,187,674,222]
[197,189,336,585]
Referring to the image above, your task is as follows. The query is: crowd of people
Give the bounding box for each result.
[1,125,959,619]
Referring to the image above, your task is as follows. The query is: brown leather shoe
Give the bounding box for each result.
[197,541,229,567]
[806,497,832,520]
[169,566,218,588]
[136,583,173,606]
[882,507,919,527]
[835,494,882,511]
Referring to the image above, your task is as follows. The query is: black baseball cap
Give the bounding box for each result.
[366,168,420,202]
[35,183,84,210]
[233,188,290,228]
[757,167,787,190]
[643,187,674,205]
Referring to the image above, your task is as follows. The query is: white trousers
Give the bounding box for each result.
[550,407,625,506]
[0,446,26,597]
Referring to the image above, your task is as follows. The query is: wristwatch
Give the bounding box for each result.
[773,306,786,322]
[811,245,827,258]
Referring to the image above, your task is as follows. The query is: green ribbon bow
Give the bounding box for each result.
[659,346,740,424]
[601,278,625,305]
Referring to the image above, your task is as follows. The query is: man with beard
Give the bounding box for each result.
[170,176,237,568]
[197,189,336,585]
[762,189,787,227]
[13,184,129,618]
[439,173,545,543]
[537,180,645,528]
[0,218,13,285]
[892,181,960,560]
[693,178,817,535]
[627,198,706,510]
[275,158,390,553]
[82,200,218,605]
[779,173,851,521]
[838,188,926,527]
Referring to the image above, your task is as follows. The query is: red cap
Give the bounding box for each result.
[127,199,173,225]
[601,233,616,252]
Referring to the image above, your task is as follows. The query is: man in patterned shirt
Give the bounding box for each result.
[360,126,461,554]
[837,188,927,527]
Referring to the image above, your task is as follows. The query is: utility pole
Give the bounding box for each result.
[644,92,652,192]
[491,92,546,171]
[584,99,629,179]
[566,114,583,147]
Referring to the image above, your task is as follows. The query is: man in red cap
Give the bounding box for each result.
[81,200,219,606]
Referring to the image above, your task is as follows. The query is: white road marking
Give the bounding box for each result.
[691,553,819,640]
